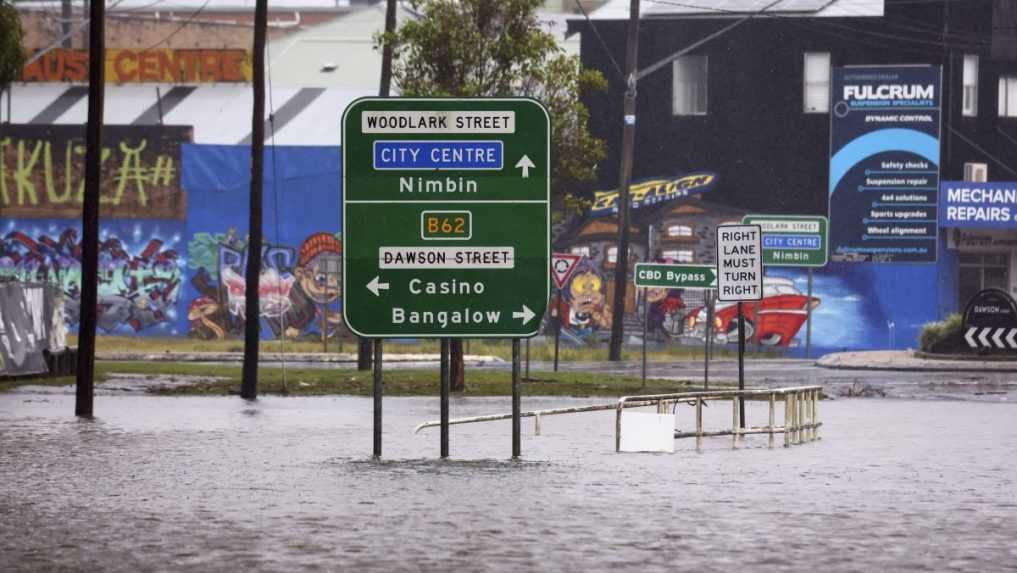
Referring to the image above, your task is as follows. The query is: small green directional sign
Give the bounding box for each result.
[342,98,550,338]
[741,214,829,268]
[634,263,717,289]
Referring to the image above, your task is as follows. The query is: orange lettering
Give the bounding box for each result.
[114,51,137,82]
[138,51,159,82]
[200,51,220,82]
[221,51,243,82]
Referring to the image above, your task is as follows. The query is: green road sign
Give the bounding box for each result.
[741,214,829,267]
[634,263,717,289]
[342,98,550,338]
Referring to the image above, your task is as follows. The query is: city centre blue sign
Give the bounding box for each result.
[940,181,1017,229]
[828,65,942,263]
[373,140,503,170]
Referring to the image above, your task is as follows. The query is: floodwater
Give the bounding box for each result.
[2,393,1016,571]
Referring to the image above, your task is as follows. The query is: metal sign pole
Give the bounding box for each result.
[737,301,746,429]
[512,339,521,459]
[704,290,712,390]
[553,296,561,373]
[373,338,383,459]
[440,338,450,459]
[525,338,531,380]
[806,268,814,359]
[641,288,648,388]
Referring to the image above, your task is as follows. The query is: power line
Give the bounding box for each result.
[574,0,626,82]
[143,0,212,50]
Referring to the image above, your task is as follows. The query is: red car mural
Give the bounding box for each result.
[686,277,820,347]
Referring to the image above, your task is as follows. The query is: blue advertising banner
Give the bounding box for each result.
[828,65,942,263]
[939,181,1017,229]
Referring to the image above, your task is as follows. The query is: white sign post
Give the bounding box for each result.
[715,224,763,430]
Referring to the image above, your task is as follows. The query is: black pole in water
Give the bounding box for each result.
[737,301,746,429]
[512,339,521,459]
[704,291,712,390]
[806,268,814,359]
[373,338,383,459]
[641,289,647,388]
[440,338,450,458]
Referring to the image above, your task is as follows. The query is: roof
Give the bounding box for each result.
[586,0,883,19]
[3,83,373,145]
[17,0,360,13]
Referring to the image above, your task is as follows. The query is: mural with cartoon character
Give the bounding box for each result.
[559,264,612,337]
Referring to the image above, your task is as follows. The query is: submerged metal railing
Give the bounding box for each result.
[413,385,823,452]
[615,386,823,451]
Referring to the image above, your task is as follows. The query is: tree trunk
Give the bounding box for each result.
[450,339,465,392]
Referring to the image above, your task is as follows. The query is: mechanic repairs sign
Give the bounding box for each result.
[939,181,1017,229]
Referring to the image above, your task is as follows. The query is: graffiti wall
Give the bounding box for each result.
[181,145,341,341]
[1,132,342,339]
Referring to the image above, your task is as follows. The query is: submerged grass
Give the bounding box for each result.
[1,361,710,397]
[76,335,764,363]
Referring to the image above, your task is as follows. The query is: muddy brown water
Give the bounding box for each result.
[2,394,1016,571]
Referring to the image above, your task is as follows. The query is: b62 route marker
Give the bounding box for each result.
[633,263,717,289]
[342,98,550,338]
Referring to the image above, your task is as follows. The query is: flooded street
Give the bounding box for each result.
[2,394,1016,571]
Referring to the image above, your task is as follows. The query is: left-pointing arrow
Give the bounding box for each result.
[512,305,536,324]
[367,276,390,297]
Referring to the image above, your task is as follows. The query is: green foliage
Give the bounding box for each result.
[382,0,606,208]
[919,313,963,352]
[0,0,25,86]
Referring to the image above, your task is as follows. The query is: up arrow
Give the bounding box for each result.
[512,305,536,324]
[515,155,535,178]
[366,276,390,297]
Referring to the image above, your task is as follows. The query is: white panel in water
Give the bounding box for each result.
[618,412,675,453]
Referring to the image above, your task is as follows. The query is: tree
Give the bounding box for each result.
[384,0,607,391]
[386,0,606,210]
[0,0,25,87]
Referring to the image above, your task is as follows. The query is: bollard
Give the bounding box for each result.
[813,390,820,440]
[784,393,791,448]
[731,396,738,448]
[534,412,542,436]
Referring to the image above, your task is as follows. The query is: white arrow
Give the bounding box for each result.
[515,155,535,178]
[512,305,536,324]
[1007,329,1017,349]
[965,327,978,348]
[366,276,390,297]
[978,327,992,348]
[993,327,1007,349]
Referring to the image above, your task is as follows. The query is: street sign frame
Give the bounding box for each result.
[716,224,763,302]
[341,97,551,338]
[633,262,717,289]
[742,214,829,268]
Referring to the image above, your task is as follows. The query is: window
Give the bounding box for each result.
[803,52,831,113]
[1000,76,1017,117]
[962,55,978,117]
[959,253,1009,309]
[661,250,694,263]
[668,224,693,237]
[570,246,590,257]
[673,55,708,115]
[607,247,618,263]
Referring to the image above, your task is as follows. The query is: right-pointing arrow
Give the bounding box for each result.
[964,327,978,348]
[512,305,536,324]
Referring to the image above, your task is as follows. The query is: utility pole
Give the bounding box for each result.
[608,0,640,361]
[61,0,72,48]
[359,0,399,372]
[241,0,268,400]
[74,0,105,417]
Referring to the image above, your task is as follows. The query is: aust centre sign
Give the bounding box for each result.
[342,98,550,337]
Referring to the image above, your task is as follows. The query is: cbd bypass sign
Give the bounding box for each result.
[342,98,550,337]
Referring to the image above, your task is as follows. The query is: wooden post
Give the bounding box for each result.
[731,396,738,448]
[784,394,791,448]
[608,0,641,361]
[74,0,106,418]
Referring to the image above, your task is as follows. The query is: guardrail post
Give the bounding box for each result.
[768,392,775,449]
[696,397,703,451]
[784,393,791,448]
[731,396,738,448]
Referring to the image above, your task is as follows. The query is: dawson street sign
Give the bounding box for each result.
[342,98,550,337]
